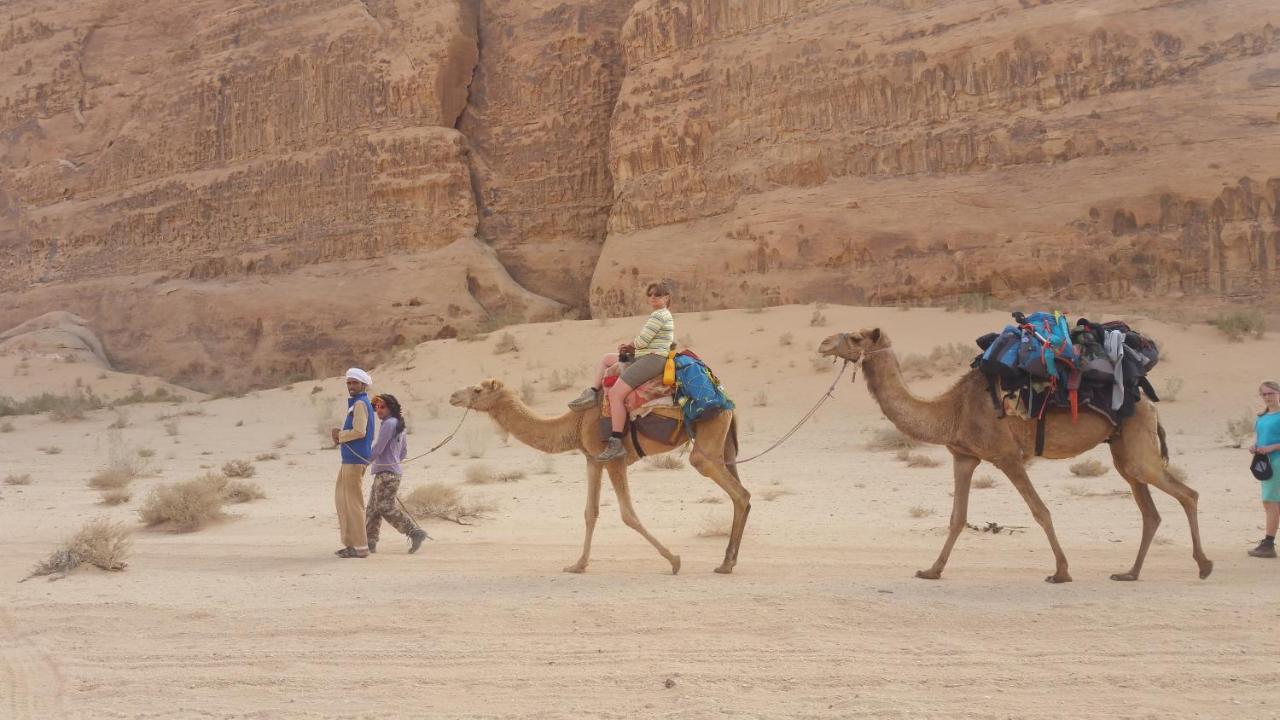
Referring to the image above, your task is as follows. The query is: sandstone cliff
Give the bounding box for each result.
[2,0,1277,388]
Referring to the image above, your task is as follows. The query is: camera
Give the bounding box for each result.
[619,349,635,363]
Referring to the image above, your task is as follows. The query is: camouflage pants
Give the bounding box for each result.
[365,472,416,543]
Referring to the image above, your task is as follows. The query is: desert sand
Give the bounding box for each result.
[3,304,1280,719]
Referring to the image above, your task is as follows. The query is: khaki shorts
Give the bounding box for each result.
[620,352,667,387]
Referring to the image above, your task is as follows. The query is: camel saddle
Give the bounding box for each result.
[597,381,685,453]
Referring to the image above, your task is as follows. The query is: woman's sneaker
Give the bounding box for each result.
[568,387,599,410]
[596,436,626,462]
[1248,540,1276,558]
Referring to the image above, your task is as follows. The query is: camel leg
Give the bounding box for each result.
[999,461,1072,583]
[916,453,980,580]
[606,463,682,575]
[1109,480,1160,581]
[1110,411,1213,580]
[690,438,751,574]
[564,461,604,573]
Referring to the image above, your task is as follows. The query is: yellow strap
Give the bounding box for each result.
[662,351,677,386]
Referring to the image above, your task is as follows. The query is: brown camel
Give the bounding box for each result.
[818,329,1212,583]
[448,379,750,574]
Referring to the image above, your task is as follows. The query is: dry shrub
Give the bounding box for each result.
[493,332,520,355]
[1,389,105,421]
[89,436,153,490]
[273,434,295,449]
[520,379,538,406]
[697,513,731,537]
[895,449,941,468]
[138,476,226,532]
[463,426,492,458]
[199,474,266,504]
[810,309,828,327]
[1161,377,1184,402]
[24,516,131,581]
[254,452,279,462]
[465,463,525,484]
[137,448,156,458]
[778,332,794,347]
[1226,415,1255,448]
[753,391,769,407]
[908,505,935,518]
[107,410,130,429]
[164,418,180,437]
[868,426,918,452]
[972,475,997,489]
[1069,459,1108,477]
[100,488,132,505]
[1166,465,1189,483]
[1209,310,1265,341]
[0,419,11,432]
[760,488,793,501]
[643,454,685,471]
[547,368,576,392]
[811,356,832,373]
[221,459,256,478]
[696,495,724,504]
[900,343,974,381]
[402,482,493,524]
[5,473,31,485]
[38,445,62,455]
[535,455,557,475]
[1065,483,1089,497]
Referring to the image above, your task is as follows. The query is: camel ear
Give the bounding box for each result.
[480,378,502,391]
[868,328,882,344]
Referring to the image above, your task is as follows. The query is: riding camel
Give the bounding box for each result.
[448,379,749,574]
[818,329,1212,583]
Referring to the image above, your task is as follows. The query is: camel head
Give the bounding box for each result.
[818,328,889,363]
[449,379,512,412]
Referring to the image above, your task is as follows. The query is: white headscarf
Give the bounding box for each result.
[345,367,372,386]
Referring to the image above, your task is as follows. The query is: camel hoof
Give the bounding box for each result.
[1110,572,1139,582]
[671,556,682,575]
[1199,559,1214,579]
[713,563,734,574]
[915,569,941,580]
[563,564,587,574]
[1045,573,1073,584]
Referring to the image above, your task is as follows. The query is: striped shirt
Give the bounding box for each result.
[633,308,675,356]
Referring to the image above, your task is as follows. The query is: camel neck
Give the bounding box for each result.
[488,394,583,454]
[861,349,953,445]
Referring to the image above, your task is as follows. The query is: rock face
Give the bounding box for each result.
[2,0,1278,388]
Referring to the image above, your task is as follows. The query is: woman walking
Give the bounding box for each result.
[1248,381,1280,558]
[366,394,428,554]
[568,281,676,462]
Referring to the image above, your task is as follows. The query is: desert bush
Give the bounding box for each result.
[643,454,685,471]
[1166,465,1189,483]
[811,356,832,373]
[463,426,492,459]
[778,332,794,347]
[744,289,767,314]
[1065,483,1090,497]
[137,448,156,458]
[164,418,180,437]
[696,495,725,504]
[23,517,131,581]
[520,379,538,406]
[547,368,576,392]
[0,419,12,432]
[1209,310,1265,342]
[868,426,918,452]
[401,482,493,524]
[113,380,182,406]
[38,445,62,455]
[222,459,256,478]
[1069,459,1109,477]
[465,463,525,484]
[696,513,731,537]
[760,488,793,501]
[138,476,226,532]
[199,474,266,504]
[753,391,769,407]
[100,489,132,505]
[493,332,520,355]
[0,389,105,420]
[895,449,941,468]
[810,310,828,327]
[5,473,32,485]
[273,434,295,449]
[972,475,997,489]
[900,343,974,380]
[1226,414,1255,448]
[908,505,935,518]
[89,435,153,489]
[107,410,130,429]
[254,452,279,462]
[1160,377,1184,402]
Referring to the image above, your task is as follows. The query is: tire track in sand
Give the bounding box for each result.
[0,608,65,719]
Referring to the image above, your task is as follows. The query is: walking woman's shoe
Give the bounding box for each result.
[568,387,599,410]
[595,436,626,462]
[368,540,377,554]
[408,528,428,554]
[1248,541,1276,558]
[335,546,353,556]
[337,547,369,558]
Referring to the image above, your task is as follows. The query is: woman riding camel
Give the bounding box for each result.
[569,281,675,461]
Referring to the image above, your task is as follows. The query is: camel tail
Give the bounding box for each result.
[1157,420,1169,465]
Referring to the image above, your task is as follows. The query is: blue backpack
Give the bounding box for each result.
[673,354,734,430]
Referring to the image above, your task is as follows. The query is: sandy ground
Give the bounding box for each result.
[3,304,1280,719]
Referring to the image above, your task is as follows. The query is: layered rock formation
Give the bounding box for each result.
[2,0,1277,388]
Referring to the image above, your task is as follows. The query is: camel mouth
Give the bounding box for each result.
[447,389,473,408]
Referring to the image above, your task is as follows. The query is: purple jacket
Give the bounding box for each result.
[370,417,407,474]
